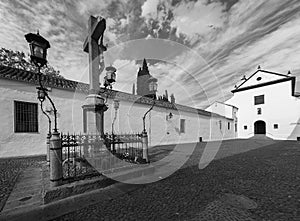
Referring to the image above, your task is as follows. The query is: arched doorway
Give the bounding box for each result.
[254,120,266,134]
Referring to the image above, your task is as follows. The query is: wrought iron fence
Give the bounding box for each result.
[60,133,101,181]
[104,133,145,163]
[60,132,146,181]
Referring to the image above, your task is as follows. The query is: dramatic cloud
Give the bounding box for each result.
[171,0,225,39]
[1,0,300,108]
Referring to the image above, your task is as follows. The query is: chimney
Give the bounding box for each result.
[170,94,175,104]
[165,90,168,101]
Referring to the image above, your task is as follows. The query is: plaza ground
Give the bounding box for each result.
[0,139,299,220]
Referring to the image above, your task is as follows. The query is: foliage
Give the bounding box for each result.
[0,47,64,78]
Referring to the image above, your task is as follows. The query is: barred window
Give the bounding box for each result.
[14,101,38,133]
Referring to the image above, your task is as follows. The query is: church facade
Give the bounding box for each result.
[225,68,300,140]
[0,65,236,158]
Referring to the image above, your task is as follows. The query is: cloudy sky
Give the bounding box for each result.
[1,0,300,108]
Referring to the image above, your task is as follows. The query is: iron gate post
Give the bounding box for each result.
[112,133,116,153]
[46,133,51,165]
[50,131,63,187]
[142,131,149,162]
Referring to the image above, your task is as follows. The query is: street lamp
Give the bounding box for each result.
[104,65,117,89]
[147,77,158,99]
[25,31,62,187]
[142,77,157,133]
[25,31,50,69]
[149,80,158,92]
[25,31,58,132]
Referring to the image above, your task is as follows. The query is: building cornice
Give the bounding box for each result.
[232,76,296,96]
[235,69,291,91]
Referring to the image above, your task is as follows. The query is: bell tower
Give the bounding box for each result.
[137,58,151,96]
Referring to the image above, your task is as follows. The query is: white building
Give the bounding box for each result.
[205,101,238,139]
[0,65,236,158]
[225,68,300,140]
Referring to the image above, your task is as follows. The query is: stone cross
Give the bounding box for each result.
[83,15,106,94]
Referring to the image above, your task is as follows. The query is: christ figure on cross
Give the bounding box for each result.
[83,15,107,94]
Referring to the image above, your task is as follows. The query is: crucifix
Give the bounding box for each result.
[83,15,107,94]
[82,15,108,135]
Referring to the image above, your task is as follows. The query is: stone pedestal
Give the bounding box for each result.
[82,94,108,135]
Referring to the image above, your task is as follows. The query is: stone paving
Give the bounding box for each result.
[0,156,45,212]
[52,139,299,221]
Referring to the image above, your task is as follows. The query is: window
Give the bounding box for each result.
[235,123,237,132]
[14,101,38,133]
[228,122,230,130]
[244,125,247,130]
[219,120,222,130]
[180,119,185,133]
[254,95,264,105]
[274,124,278,129]
[257,108,262,115]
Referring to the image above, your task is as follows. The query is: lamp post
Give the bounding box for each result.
[141,81,157,163]
[37,87,58,132]
[25,31,58,132]
[143,80,158,133]
[25,31,62,187]
[112,99,120,134]
[40,101,51,165]
[111,99,119,153]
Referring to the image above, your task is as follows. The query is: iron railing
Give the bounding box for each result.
[60,132,145,181]
[104,133,144,163]
[60,133,101,181]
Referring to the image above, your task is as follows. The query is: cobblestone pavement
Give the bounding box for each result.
[53,140,299,221]
[0,156,45,211]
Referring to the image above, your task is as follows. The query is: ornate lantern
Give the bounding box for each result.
[105,66,117,84]
[25,31,50,67]
[37,87,47,102]
[148,77,158,92]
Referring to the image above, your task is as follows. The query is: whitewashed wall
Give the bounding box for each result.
[0,79,235,157]
[103,99,236,146]
[205,102,236,119]
[0,79,85,157]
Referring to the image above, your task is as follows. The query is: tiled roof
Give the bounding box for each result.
[0,65,89,93]
[0,65,228,119]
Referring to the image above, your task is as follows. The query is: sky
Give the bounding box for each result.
[1,0,300,108]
